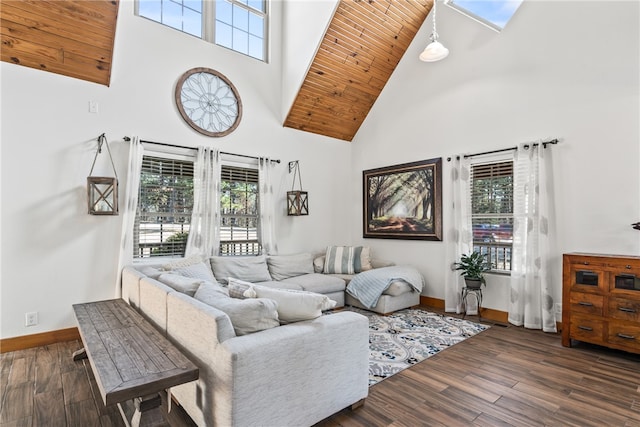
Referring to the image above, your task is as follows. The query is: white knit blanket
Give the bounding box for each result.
[346,266,424,309]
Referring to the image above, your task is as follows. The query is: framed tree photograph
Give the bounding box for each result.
[363,158,442,241]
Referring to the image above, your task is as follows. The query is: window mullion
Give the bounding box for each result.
[203,0,215,42]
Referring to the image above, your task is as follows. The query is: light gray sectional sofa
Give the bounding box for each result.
[121,255,370,427]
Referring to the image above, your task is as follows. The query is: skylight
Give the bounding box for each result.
[444,0,523,32]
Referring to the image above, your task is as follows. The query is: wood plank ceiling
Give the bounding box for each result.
[284,0,432,142]
[1,0,119,86]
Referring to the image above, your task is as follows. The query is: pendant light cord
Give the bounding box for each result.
[431,0,439,42]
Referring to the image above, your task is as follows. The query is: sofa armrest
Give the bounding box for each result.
[371,258,395,269]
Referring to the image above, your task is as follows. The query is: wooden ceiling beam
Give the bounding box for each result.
[1,0,118,86]
[284,0,431,141]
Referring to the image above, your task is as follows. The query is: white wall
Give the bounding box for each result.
[0,0,352,339]
[351,1,640,314]
[2,0,638,339]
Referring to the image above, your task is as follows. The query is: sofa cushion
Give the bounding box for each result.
[194,282,279,336]
[170,262,218,283]
[137,265,164,280]
[157,273,204,297]
[281,273,346,294]
[266,253,314,281]
[322,246,373,274]
[243,284,337,323]
[209,255,271,285]
[384,280,414,296]
[162,254,206,269]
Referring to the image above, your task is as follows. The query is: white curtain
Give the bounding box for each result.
[258,157,278,255]
[509,143,556,332]
[185,147,221,257]
[115,136,144,297]
[444,156,473,313]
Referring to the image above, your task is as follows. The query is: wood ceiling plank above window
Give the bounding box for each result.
[0,0,118,86]
[284,0,431,142]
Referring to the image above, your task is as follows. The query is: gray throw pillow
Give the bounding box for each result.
[157,273,204,297]
[194,282,279,336]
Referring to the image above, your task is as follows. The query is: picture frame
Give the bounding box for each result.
[363,158,442,241]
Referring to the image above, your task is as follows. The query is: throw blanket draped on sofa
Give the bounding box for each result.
[346,266,424,309]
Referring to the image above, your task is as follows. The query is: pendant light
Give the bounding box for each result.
[419,0,449,62]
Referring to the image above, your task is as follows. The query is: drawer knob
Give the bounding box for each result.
[578,325,593,331]
[618,307,637,313]
[617,333,636,340]
[583,261,590,265]
[626,265,632,269]
[578,302,594,307]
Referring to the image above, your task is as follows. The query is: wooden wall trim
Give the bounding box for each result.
[420,295,563,331]
[421,295,508,324]
[0,327,80,353]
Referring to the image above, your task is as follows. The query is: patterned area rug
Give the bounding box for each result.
[346,307,490,386]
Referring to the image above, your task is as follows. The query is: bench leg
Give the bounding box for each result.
[350,398,366,410]
[118,394,167,427]
[72,348,87,361]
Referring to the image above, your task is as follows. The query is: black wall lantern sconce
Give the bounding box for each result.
[87,133,119,215]
[287,160,308,216]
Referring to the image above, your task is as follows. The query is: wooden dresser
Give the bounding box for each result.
[562,253,640,354]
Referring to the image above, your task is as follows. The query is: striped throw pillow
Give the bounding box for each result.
[324,246,364,274]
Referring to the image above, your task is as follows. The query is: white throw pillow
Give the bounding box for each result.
[266,253,314,281]
[194,283,279,336]
[157,273,203,297]
[243,283,337,323]
[323,246,372,274]
[209,255,271,285]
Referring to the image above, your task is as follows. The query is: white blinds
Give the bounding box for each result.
[219,165,261,255]
[134,156,195,258]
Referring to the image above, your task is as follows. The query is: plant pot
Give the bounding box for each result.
[464,277,483,289]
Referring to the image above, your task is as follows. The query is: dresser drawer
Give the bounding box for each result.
[569,316,604,344]
[570,292,604,316]
[608,297,640,322]
[607,322,640,351]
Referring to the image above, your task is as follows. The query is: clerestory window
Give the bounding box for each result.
[444,0,523,32]
[470,160,514,272]
[136,0,268,61]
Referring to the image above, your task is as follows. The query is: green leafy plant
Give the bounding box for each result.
[454,251,490,286]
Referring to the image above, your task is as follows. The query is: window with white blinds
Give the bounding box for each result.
[220,165,260,256]
[470,160,514,271]
[134,156,194,258]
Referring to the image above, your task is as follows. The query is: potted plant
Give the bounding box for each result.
[454,251,490,289]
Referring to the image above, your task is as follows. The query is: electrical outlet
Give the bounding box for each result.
[89,100,99,113]
[25,312,38,327]
[554,303,562,314]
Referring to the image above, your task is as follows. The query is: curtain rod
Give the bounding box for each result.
[122,136,281,164]
[446,138,559,162]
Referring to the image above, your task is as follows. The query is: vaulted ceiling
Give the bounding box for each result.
[0,0,431,141]
[284,0,432,142]
[1,0,119,86]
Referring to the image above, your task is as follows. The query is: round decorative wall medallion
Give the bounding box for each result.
[175,67,242,137]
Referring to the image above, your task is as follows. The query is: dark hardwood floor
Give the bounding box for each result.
[2,309,640,426]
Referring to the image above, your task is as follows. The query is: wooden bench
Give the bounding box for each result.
[72,299,199,427]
